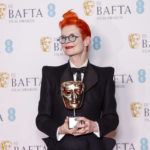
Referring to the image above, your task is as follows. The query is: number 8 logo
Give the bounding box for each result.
[48,3,56,17]
[92,36,101,50]
[8,107,16,121]
[136,0,144,14]
[5,40,13,53]
[138,69,146,83]
[140,138,148,150]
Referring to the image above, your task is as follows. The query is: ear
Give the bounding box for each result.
[83,36,91,47]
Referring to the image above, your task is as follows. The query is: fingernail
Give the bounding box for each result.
[75,118,77,121]
[78,120,82,123]
[74,125,77,128]
[74,131,77,134]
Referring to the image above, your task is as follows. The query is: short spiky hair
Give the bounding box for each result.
[59,10,91,40]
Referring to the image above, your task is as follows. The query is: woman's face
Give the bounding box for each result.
[60,25,87,57]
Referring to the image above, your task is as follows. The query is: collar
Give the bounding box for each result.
[69,59,88,68]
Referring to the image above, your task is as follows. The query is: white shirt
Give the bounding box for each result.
[70,59,88,81]
[56,59,100,141]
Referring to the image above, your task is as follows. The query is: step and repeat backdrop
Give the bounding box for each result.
[0,0,150,150]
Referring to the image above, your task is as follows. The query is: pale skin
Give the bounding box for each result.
[58,25,99,136]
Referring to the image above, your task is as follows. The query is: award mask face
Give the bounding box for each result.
[61,81,85,109]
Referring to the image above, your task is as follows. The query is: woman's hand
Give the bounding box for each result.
[58,116,99,136]
[73,117,99,136]
[58,116,76,135]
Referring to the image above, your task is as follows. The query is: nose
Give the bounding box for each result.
[65,37,71,44]
[72,93,77,102]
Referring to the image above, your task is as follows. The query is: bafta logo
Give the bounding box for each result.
[83,0,95,16]
[130,102,142,117]
[0,141,12,150]
[0,73,9,88]
[40,37,52,52]
[128,33,140,49]
[0,3,7,19]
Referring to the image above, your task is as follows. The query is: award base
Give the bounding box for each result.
[68,117,78,129]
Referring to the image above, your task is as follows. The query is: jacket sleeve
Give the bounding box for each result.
[98,67,119,137]
[36,66,60,141]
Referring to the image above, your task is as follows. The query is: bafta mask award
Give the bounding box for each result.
[61,81,85,129]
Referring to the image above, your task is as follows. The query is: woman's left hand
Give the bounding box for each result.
[73,117,99,136]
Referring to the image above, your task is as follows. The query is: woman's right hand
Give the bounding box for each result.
[58,116,76,135]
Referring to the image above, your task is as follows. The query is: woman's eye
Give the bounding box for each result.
[70,34,75,38]
[61,36,65,40]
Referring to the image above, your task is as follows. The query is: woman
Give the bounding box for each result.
[36,10,119,150]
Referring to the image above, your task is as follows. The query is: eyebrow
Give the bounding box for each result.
[61,33,77,36]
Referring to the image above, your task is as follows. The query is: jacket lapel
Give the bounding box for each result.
[83,61,98,92]
[60,62,73,84]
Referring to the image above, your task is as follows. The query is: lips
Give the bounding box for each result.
[65,46,74,49]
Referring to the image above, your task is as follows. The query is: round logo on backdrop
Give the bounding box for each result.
[40,37,52,52]
[130,102,142,117]
[0,73,9,88]
[0,3,7,19]
[83,0,95,16]
[128,33,141,49]
[0,141,12,150]
[128,33,150,53]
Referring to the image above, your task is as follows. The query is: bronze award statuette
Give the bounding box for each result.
[61,81,85,129]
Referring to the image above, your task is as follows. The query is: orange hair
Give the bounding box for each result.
[59,10,91,40]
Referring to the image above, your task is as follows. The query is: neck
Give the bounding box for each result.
[69,50,88,67]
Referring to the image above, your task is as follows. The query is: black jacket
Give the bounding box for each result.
[36,61,119,150]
